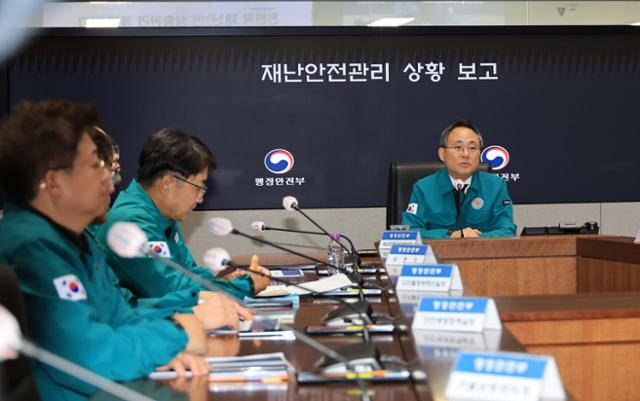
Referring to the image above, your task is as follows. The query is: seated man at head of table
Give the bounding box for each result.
[402,120,516,239]
[96,128,270,300]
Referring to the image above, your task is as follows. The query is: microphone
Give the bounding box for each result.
[107,223,382,374]
[209,217,361,283]
[218,216,363,284]
[202,248,374,331]
[280,197,357,265]
[250,221,266,233]
[282,195,298,211]
[208,217,373,342]
[250,221,361,265]
[208,217,375,323]
[0,305,155,401]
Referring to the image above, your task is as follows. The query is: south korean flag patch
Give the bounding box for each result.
[406,203,418,215]
[145,241,171,258]
[53,274,87,302]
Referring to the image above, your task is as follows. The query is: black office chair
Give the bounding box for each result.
[386,162,492,228]
[0,263,42,401]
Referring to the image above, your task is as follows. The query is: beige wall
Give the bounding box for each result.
[181,202,640,264]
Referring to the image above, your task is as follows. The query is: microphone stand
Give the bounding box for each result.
[233,228,364,286]
[260,225,361,266]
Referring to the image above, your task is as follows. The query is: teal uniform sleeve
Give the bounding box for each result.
[177,238,254,299]
[479,180,517,237]
[98,214,254,299]
[8,241,188,386]
[97,215,210,298]
[401,183,450,239]
[104,248,196,315]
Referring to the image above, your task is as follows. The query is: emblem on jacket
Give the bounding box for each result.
[471,197,484,210]
[53,274,87,301]
[406,203,418,214]
[145,241,172,258]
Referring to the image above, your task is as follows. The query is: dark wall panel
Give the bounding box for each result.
[7,27,640,210]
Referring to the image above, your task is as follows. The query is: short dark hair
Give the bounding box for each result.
[0,100,99,204]
[88,126,116,165]
[137,128,217,185]
[439,120,483,148]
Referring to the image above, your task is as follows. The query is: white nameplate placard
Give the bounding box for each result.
[397,289,464,316]
[445,351,566,401]
[396,264,463,292]
[378,230,422,259]
[413,329,501,352]
[384,244,436,276]
[411,297,502,333]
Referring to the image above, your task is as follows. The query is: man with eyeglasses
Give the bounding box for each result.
[0,101,215,401]
[84,127,252,327]
[96,128,270,300]
[402,120,516,238]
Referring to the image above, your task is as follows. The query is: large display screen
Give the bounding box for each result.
[5,27,640,209]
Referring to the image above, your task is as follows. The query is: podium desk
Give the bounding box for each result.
[577,236,640,292]
[422,235,628,296]
[495,292,640,401]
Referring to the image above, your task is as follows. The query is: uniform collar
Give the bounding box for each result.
[126,179,174,233]
[15,203,91,254]
[448,175,473,194]
[437,168,481,197]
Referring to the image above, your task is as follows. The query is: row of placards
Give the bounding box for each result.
[378,230,566,401]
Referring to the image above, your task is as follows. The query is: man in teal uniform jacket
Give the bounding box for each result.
[85,125,238,315]
[96,128,270,300]
[402,120,516,239]
[0,101,212,401]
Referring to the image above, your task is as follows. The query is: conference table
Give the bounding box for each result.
[424,235,640,401]
[92,234,640,401]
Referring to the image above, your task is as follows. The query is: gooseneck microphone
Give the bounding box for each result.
[208,217,374,324]
[251,220,360,264]
[282,196,356,258]
[203,247,374,341]
[0,305,155,401]
[281,196,369,282]
[210,217,363,285]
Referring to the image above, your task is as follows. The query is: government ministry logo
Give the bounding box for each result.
[264,149,294,174]
[481,145,520,183]
[481,145,509,171]
[255,148,305,187]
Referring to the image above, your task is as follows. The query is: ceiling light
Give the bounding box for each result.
[84,18,121,28]
[368,17,415,27]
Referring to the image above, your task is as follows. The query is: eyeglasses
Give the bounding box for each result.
[51,159,107,172]
[172,175,207,195]
[442,145,481,154]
